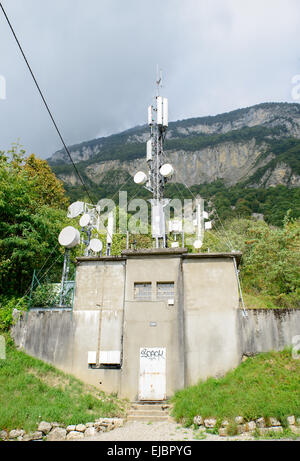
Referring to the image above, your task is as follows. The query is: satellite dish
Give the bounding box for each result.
[160,163,174,178]
[134,171,147,185]
[58,226,80,248]
[67,201,85,218]
[79,213,91,227]
[89,238,103,253]
[193,240,203,249]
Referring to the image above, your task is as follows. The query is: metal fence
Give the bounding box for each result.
[28,268,76,310]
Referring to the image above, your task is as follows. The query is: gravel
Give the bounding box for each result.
[81,420,256,442]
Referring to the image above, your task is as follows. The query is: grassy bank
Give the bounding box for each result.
[0,335,127,432]
[171,350,300,427]
[243,292,281,310]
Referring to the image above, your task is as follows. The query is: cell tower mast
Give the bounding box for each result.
[134,69,173,248]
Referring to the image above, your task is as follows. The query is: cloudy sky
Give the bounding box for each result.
[0,0,300,158]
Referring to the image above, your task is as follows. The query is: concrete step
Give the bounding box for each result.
[128,409,166,417]
[127,414,169,422]
[131,401,170,405]
[127,401,171,422]
[131,404,169,411]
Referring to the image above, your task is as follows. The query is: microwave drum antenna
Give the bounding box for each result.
[89,238,103,253]
[58,226,80,249]
[160,163,174,178]
[79,213,91,227]
[134,171,147,185]
[67,201,85,218]
[193,239,203,249]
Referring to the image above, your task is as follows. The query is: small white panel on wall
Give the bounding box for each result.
[88,351,97,364]
[99,350,121,364]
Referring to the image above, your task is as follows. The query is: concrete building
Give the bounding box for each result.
[12,248,300,402]
[14,249,242,400]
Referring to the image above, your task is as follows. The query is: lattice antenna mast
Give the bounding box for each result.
[150,68,168,201]
[134,70,174,247]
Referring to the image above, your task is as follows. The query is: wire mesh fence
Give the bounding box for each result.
[28,264,76,309]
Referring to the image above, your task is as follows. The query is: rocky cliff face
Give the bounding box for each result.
[84,140,271,187]
[255,163,300,188]
[48,102,300,188]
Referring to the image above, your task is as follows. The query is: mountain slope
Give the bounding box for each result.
[48,102,300,189]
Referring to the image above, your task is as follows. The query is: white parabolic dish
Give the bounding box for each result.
[79,213,91,227]
[67,201,85,218]
[89,238,103,253]
[160,163,174,178]
[58,226,80,248]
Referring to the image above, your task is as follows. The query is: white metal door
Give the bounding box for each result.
[139,347,166,401]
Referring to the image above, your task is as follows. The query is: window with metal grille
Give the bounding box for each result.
[156,282,175,300]
[134,282,152,300]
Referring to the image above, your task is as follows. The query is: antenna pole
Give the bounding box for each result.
[149,69,168,247]
[133,69,172,248]
[59,248,70,306]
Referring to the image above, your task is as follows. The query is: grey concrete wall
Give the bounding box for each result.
[12,258,127,395]
[239,308,300,355]
[72,258,126,392]
[74,259,125,312]
[12,309,122,394]
[12,309,75,372]
[183,257,241,385]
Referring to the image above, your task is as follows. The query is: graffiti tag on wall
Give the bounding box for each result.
[140,348,165,360]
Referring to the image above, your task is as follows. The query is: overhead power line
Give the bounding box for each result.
[0,2,95,205]
[0,1,123,247]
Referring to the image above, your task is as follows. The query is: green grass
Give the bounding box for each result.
[0,335,127,432]
[193,431,207,440]
[243,292,281,310]
[171,350,300,427]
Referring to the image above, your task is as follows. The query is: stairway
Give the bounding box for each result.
[127,402,172,422]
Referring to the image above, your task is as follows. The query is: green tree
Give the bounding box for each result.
[0,144,69,296]
[24,153,69,209]
[202,216,300,308]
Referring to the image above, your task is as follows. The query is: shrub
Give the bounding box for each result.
[0,296,27,331]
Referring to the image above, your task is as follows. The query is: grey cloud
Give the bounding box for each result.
[0,0,300,158]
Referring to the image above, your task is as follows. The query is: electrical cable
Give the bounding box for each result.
[0,2,118,244]
[0,1,96,205]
